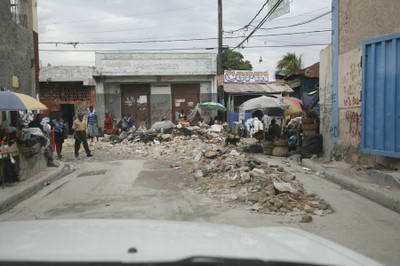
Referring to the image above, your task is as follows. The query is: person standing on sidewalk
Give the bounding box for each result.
[51,112,66,159]
[87,106,98,142]
[72,114,92,158]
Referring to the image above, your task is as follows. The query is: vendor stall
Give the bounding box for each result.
[0,91,48,184]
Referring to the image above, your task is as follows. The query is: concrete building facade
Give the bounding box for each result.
[0,0,38,95]
[94,53,217,128]
[320,0,400,167]
[39,66,97,131]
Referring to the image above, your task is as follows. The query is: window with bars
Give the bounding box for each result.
[39,87,92,101]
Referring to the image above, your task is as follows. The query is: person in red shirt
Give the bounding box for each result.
[104,112,113,135]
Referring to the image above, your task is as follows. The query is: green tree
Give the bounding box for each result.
[222,49,253,70]
[276,52,303,76]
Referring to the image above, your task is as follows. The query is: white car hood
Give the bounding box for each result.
[0,219,381,265]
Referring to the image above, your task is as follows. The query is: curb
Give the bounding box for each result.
[0,162,71,214]
[301,159,400,214]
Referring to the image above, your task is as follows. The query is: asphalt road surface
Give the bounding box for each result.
[1,151,399,266]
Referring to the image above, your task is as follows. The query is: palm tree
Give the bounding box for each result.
[276,52,303,76]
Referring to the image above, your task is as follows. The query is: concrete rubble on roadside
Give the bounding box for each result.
[75,126,333,217]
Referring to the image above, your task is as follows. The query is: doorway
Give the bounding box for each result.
[171,84,200,123]
[121,84,151,129]
[60,104,75,134]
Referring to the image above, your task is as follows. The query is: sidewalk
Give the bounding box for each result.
[300,157,400,214]
[0,161,69,214]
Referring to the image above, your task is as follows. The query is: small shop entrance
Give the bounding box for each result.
[171,84,200,123]
[121,84,151,128]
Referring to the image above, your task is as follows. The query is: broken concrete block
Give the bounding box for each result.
[249,168,265,178]
[240,173,251,183]
[300,215,313,223]
[303,205,314,213]
[273,182,296,193]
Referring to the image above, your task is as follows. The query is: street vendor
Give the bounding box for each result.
[266,119,282,141]
[180,115,190,127]
[104,112,113,135]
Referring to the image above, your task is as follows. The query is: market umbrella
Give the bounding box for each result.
[198,102,227,111]
[240,96,289,111]
[0,91,47,111]
[281,97,303,116]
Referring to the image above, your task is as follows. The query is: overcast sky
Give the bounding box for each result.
[38,0,332,71]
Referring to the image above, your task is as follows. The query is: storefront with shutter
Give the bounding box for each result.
[94,52,217,129]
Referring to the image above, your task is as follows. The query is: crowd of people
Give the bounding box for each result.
[27,108,153,159]
[243,113,302,152]
[28,105,303,161]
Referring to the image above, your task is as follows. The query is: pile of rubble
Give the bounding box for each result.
[69,125,332,218]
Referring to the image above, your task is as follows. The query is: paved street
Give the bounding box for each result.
[1,149,399,266]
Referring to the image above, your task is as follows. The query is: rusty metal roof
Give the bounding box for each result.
[223,81,293,94]
[300,62,320,78]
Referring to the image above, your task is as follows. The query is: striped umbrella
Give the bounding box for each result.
[281,97,303,116]
[0,91,47,111]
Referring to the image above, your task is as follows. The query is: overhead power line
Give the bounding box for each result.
[256,10,332,31]
[229,0,270,34]
[234,0,285,49]
[39,29,331,46]
[39,43,330,53]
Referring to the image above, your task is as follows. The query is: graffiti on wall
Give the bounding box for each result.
[340,62,362,107]
[151,97,170,123]
[345,110,361,141]
[124,96,135,107]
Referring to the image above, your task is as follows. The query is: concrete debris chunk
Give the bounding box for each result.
[204,151,219,158]
[308,201,320,208]
[303,205,314,213]
[160,134,173,141]
[300,215,313,223]
[249,168,265,178]
[229,150,240,156]
[273,182,296,193]
[194,170,203,179]
[240,173,252,183]
[248,203,262,211]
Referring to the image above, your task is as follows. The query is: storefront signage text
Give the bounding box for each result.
[224,70,270,83]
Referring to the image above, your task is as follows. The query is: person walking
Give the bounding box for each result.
[72,113,92,158]
[87,106,98,142]
[51,112,66,159]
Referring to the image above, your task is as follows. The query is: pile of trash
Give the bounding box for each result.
[83,125,332,217]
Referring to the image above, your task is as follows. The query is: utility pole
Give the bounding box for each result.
[217,0,226,120]
[218,0,223,76]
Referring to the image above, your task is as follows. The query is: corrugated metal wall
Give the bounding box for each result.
[362,33,400,158]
